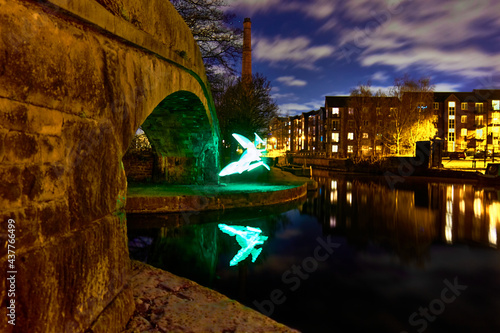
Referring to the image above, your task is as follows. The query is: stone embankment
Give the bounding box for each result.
[126,167,316,214]
[123,261,299,333]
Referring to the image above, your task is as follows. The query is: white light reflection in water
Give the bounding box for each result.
[474,192,483,219]
[347,192,352,206]
[330,190,337,203]
[445,186,454,244]
[330,180,338,203]
[459,200,465,214]
[489,202,499,247]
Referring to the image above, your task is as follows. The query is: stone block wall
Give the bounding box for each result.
[0,0,218,332]
[122,150,155,182]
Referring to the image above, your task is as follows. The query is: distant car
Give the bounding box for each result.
[449,151,466,159]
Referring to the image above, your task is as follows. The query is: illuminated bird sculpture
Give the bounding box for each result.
[219,133,270,177]
[218,224,268,266]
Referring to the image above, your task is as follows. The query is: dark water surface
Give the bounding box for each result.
[128,171,500,333]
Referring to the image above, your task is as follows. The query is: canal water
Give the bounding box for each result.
[127,171,500,333]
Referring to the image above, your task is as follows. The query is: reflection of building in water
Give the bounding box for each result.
[304,174,500,265]
[434,184,499,248]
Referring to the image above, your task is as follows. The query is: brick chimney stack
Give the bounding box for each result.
[242,18,252,86]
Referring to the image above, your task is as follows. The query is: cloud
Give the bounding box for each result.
[272,92,297,100]
[299,0,336,19]
[333,0,500,78]
[224,0,280,16]
[324,90,350,96]
[279,100,323,115]
[276,76,307,87]
[253,36,335,69]
[319,18,339,32]
[370,71,389,82]
[433,82,463,92]
[226,0,336,19]
[367,84,393,95]
[361,47,500,78]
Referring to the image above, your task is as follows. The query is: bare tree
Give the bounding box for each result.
[216,73,279,159]
[170,0,243,80]
[389,74,435,155]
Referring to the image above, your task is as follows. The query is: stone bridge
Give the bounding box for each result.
[0,0,219,332]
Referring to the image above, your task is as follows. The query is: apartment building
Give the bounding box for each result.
[268,89,500,158]
[435,90,500,153]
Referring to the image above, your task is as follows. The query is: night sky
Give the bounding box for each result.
[225,0,500,115]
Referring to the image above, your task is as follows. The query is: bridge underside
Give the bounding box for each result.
[141,91,219,184]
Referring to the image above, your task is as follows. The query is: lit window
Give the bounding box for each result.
[434,102,439,109]
[475,103,484,112]
[476,129,484,139]
[332,145,338,153]
[475,115,483,126]
[332,133,339,142]
[461,142,467,149]
[448,101,455,115]
[332,107,339,116]
[347,145,353,153]
[348,132,354,140]
[348,108,354,115]
[448,132,455,142]
[390,107,397,113]
[461,102,468,110]
[461,115,467,123]
[461,128,467,136]
[362,133,369,139]
[493,100,500,111]
[493,112,500,124]
[448,119,455,129]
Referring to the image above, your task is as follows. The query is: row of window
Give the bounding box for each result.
[330,132,370,143]
[329,101,499,114]
[448,129,487,141]
[331,145,382,153]
[443,101,500,111]
[329,107,397,116]
[448,114,500,125]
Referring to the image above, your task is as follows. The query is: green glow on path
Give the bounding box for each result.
[219,133,270,177]
[218,224,268,266]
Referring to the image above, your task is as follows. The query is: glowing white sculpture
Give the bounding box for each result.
[219,133,270,177]
[218,224,268,266]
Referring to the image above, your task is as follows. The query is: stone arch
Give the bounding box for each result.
[140,90,219,184]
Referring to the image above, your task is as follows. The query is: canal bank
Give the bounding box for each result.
[125,167,316,214]
[289,156,485,183]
